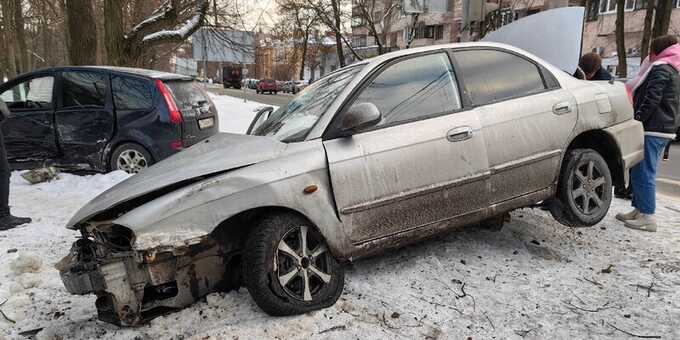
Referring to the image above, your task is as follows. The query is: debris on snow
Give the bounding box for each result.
[20,167,59,185]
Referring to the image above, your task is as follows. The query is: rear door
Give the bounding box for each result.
[452,48,577,203]
[323,52,490,244]
[55,70,115,167]
[0,74,58,162]
[164,80,218,146]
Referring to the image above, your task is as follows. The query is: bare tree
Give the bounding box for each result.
[354,0,398,54]
[66,0,97,65]
[615,0,626,78]
[279,0,318,79]
[305,0,363,66]
[105,0,209,66]
[651,0,672,39]
[640,0,655,60]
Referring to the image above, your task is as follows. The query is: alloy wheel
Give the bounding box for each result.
[116,149,148,174]
[274,225,332,302]
[570,160,606,215]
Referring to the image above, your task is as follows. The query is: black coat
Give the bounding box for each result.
[591,67,612,81]
[634,64,680,134]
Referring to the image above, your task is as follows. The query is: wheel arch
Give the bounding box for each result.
[564,129,624,188]
[210,205,346,262]
[105,139,156,171]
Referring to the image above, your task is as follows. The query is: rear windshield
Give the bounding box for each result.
[165,80,209,108]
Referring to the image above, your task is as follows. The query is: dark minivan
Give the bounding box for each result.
[0,66,219,174]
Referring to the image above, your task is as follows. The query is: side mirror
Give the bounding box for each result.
[341,102,382,133]
[247,106,274,135]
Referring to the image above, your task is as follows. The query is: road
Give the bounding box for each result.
[207,86,294,107]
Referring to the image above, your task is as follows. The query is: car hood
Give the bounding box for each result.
[67,133,287,229]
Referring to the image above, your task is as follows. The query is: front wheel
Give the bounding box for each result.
[548,149,613,227]
[242,213,344,316]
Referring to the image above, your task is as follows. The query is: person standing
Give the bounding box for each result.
[579,52,613,81]
[0,98,32,230]
[616,35,680,232]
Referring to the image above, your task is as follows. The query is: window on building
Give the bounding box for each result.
[635,0,647,9]
[435,25,444,40]
[674,0,680,8]
[61,72,108,109]
[353,35,367,47]
[351,53,461,128]
[425,0,449,12]
[625,0,635,10]
[453,49,548,106]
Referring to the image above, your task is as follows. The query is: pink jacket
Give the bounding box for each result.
[626,43,680,95]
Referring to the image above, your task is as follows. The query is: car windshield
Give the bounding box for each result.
[251,65,364,142]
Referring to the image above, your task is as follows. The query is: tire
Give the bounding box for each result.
[110,143,154,174]
[274,91,278,95]
[242,213,344,316]
[548,149,613,228]
[256,90,260,94]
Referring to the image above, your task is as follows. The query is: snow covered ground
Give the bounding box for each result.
[1,94,679,339]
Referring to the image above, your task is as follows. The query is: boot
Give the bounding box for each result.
[0,214,32,231]
[615,208,640,222]
[624,214,657,232]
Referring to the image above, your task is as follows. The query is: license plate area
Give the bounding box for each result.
[198,117,214,129]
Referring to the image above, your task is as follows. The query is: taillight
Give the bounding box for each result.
[155,79,182,124]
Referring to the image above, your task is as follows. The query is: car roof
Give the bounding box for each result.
[25,66,194,81]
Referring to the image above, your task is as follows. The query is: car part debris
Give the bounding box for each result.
[20,167,59,185]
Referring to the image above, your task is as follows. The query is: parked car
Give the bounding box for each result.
[245,78,259,90]
[222,65,242,89]
[57,42,643,326]
[0,66,219,174]
[256,78,278,94]
[281,80,306,94]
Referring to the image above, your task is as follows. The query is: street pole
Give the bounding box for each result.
[461,0,470,42]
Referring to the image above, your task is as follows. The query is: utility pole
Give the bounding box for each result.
[461,0,471,42]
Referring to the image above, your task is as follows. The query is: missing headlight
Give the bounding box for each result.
[91,224,136,251]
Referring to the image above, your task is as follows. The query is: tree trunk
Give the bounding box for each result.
[300,30,309,80]
[615,0,627,78]
[331,0,345,67]
[651,0,672,39]
[105,0,126,65]
[12,0,28,73]
[640,0,655,61]
[66,0,97,65]
[1,0,18,77]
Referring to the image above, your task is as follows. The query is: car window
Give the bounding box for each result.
[452,49,547,106]
[0,76,54,110]
[351,52,461,128]
[112,75,153,110]
[62,72,108,109]
[164,80,208,109]
[252,65,364,142]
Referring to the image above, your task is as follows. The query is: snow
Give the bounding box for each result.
[0,94,679,339]
[210,92,277,134]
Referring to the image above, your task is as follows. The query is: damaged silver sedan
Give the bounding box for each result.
[57,41,643,326]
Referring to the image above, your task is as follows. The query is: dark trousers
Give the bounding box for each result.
[0,129,9,216]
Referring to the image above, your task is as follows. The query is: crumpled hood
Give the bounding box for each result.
[67,133,287,229]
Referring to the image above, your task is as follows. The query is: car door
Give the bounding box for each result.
[323,52,490,244]
[0,73,58,162]
[451,48,578,204]
[55,70,115,167]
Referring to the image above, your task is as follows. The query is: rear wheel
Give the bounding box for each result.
[548,149,612,227]
[242,213,344,316]
[110,143,153,174]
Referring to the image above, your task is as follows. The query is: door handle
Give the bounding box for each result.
[553,102,572,115]
[446,126,473,142]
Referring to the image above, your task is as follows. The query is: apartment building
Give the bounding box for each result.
[583,0,680,58]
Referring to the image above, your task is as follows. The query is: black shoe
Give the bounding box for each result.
[0,215,32,231]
